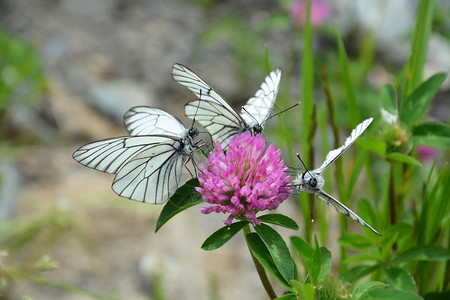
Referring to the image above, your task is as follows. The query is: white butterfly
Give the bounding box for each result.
[292,118,380,235]
[172,63,282,149]
[73,107,202,204]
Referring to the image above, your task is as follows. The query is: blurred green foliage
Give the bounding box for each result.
[0,27,47,112]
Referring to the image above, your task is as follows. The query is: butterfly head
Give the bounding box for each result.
[302,171,318,188]
[297,171,324,193]
[188,127,199,138]
[252,124,263,135]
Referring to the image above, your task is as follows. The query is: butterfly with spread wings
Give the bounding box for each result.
[292,118,381,235]
[73,107,202,204]
[172,63,282,149]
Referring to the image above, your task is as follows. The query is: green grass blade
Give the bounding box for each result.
[336,29,360,127]
[301,0,314,164]
[405,0,436,96]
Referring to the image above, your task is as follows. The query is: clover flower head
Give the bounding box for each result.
[196,132,291,226]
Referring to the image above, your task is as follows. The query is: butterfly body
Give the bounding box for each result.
[73,107,201,204]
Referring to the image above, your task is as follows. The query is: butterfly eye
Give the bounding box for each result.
[189,127,199,137]
[309,177,317,188]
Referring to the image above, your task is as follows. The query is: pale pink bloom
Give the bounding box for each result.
[291,0,332,28]
[197,132,291,226]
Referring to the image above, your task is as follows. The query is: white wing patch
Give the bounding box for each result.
[124,107,186,137]
[315,118,373,174]
[240,68,282,128]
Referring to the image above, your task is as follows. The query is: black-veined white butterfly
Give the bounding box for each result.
[292,118,380,235]
[172,63,282,149]
[73,107,202,204]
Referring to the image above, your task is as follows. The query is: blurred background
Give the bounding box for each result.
[0,0,448,299]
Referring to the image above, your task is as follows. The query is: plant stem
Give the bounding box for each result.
[389,163,398,251]
[243,225,277,300]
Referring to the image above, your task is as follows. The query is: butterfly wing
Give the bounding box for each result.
[317,190,381,235]
[173,63,246,149]
[240,68,282,128]
[172,63,241,116]
[112,138,186,204]
[185,99,245,149]
[73,135,189,204]
[73,137,152,174]
[124,106,187,137]
[315,118,373,174]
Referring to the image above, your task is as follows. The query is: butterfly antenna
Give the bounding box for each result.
[267,101,301,121]
[311,194,315,222]
[296,153,314,178]
[241,106,259,124]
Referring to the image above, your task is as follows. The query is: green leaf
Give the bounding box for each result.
[392,245,450,263]
[380,223,412,257]
[418,164,450,245]
[275,293,298,300]
[384,267,416,292]
[343,249,382,265]
[246,233,294,291]
[317,247,332,283]
[339,234,374,250]
[358,138,387,156]
[380,84,398,115]
[399,73,447,129]
[413,122,450,148]
[155,178,203,232]
[362,288,424,300]
[385,152,422,167]
[254,224,295,282]
[258,214,299,230]
[201,221,248,251]
[357,199,380,235]
[352,281,388,300]
[309,243,322,284]
[292,281,315,300]
[290,236,314,274]
[383,223,412,242]
[342,264,384,284]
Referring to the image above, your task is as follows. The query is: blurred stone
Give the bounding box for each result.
[47,81,123,141]
[86,80,153,123]
[0,160,20,220]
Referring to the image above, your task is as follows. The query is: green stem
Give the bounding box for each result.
[243,225,277,300]
[389,163,398,252]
